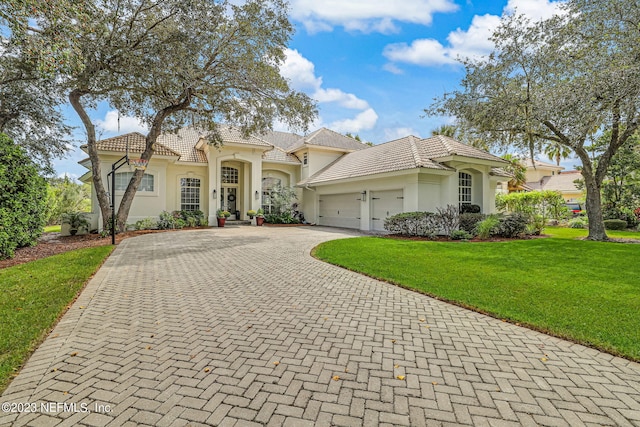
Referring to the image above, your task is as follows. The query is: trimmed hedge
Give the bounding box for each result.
[0,134,47,259]
[459,213,485,234]
[384,212,438,237]
[603,219,628,230]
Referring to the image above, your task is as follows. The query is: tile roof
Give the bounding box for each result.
[490,167,513,178]
[262,147,301,164]
[526,171,582,193]
[421,135,507,163]
[257,130,302,150]
[299,136,453,186]
[523,158,564,169]
[288,128,368,153]
[157,127,208,163]
[88,132,181,158]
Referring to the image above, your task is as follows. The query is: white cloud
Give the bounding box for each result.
[95,110,148,134]
[290,0,459,34]
[383,0,563,68]
[384,127,421,141]
[330,108,379,133]
[281,49,378,133]
[505,0,564,22]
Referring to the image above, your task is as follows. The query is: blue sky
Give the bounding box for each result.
[54,0,568,179]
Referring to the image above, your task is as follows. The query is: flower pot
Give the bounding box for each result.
[256,216,265,226]
[217,217,226,227]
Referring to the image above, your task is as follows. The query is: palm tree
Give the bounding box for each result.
[544,142,571,165]
[501,154,527,191]
[431,124,458,138]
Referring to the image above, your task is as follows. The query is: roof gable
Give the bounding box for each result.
[288,128,368,153]
[88,132,181,158]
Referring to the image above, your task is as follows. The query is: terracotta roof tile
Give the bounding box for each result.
[288,128,368,153]
[299,136,452,186]
[262,147,301,163]
[90,132,181,158]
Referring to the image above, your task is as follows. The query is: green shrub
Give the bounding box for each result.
[568,217,588,229]
[460,204,481,214]
[135,217,157,230]
[476,216,500,240]
[61,212,91,233]
[603,219,627,230]
[264,211,299,224]
[384,212,438,237]
[459,213,485,235]
[526,214,546,236]
[157,211,178,229]
[0,134,47,259]
[450,230,472,240]
[495,213,529,238]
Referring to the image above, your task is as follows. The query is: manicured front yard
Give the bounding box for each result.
[0,246,113,392]
[314,227,640,361]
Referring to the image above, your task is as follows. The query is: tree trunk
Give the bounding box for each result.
[69,89,112,228]
[115,91,193,231]
[582,172,608,240]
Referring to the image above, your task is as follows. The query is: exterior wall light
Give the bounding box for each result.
[361,190,367,202]
[212,189,217,198]
[255,190,260,200]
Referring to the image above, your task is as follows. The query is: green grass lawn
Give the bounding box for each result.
[314,227,640,361]
[0,246,113,391]
[44,225,61,233]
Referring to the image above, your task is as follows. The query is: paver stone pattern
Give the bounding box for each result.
[1,227,639,426]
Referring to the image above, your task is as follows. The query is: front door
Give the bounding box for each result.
[221,187,238,219]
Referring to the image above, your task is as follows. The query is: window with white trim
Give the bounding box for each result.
[180,178,201,211]
[458,172,472,208]
[221,166,238,184]
[261,177,281,214]
[115,172,154,192]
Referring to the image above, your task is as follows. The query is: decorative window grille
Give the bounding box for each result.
[458,172,472,208]
[221,166,238,184]
[261,177,281,214]
[181,178,201,211]
[115,172,154,192]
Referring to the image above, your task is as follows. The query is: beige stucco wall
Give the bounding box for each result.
[526,166,562,183]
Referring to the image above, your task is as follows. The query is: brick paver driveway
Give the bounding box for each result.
[2,226,640,426]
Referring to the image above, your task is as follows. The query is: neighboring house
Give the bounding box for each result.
[522,159,583,202]
[80,125,509,232]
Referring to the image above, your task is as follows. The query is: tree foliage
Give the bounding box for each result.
[0,133,47,259]
[0,20,73,171]
[11,0,317,231]
[45,177,91,225]
[427,0,640,240]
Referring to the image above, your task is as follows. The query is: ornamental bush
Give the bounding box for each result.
[495,213,529,238]
[603,219,628,230]
[384,212,439,237]
[459,213,485,235]
[0,134,47,259]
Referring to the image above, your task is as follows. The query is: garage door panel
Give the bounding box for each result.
[370,190,403,231]
[319,193,361,229]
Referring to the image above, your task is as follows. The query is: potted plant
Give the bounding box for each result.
[247,209,257,220]
[216,209,231,227]
[62,212,91,236]
[255,208,265,226]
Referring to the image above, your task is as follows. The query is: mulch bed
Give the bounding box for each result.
[0,230,172,270]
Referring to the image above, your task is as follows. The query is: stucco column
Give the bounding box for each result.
[208,155,218,226]
[360,189,371,231]
[482,170,492,213]
[251,159,262,224]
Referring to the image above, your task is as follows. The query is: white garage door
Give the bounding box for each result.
[370,189,404,231]
[318,193,361,229]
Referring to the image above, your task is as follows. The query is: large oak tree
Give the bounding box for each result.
[427,0,640,240]
[13,0,316,230]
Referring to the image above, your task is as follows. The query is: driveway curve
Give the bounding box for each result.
[2,226,639,426]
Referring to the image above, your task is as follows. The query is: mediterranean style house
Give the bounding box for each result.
[522,159,583,202]
[79,125,510,232]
